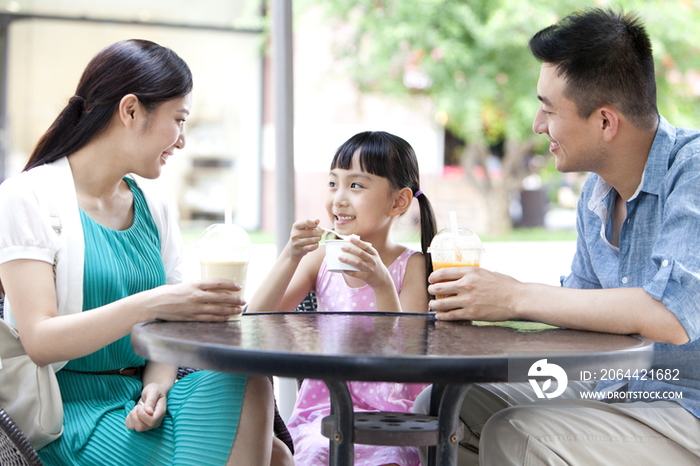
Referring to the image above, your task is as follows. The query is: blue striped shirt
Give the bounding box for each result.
[563,115,700,417]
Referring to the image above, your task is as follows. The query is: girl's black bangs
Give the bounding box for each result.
[330,133,390,179]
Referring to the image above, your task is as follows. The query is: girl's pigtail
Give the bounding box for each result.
[415,191,437,288]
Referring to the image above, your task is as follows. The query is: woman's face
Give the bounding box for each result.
[134,93,192,179]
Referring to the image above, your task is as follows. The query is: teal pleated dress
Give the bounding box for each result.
[38,178,247,466]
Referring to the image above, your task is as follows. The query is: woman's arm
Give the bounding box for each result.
[125,361,177,432]
[141,361,177,393]
[0,259,246,366]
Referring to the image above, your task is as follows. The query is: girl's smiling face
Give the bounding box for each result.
[326,155,396,240]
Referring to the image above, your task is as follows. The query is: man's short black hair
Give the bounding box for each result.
[529,8,658,130]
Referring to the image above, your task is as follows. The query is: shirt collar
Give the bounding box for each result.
[587,176,613,231]
[628,171,645,201]
[637,115,676,197]
[587,115,674,217]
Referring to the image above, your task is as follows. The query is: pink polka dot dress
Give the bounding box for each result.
[287,248,429,466]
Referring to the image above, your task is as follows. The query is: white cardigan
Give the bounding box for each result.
[0,157,184,370]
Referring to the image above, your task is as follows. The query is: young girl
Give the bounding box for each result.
[0,40,291,466]
[248,131,437,466]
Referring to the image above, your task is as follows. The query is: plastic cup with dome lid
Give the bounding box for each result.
[197,213,251,321]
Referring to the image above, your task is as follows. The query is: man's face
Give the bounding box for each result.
[532,64,605,173]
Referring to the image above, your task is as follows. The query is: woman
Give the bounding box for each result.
[0,39,292,466]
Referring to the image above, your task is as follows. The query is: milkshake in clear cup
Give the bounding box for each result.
[197,223,251,321]
[428,228,483,299]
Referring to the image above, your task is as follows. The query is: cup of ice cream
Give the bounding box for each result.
[325,236,362,273]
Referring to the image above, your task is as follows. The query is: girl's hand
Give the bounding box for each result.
[145,280,246,322]
[339,237,394,291]
[125,383,167,432]
[288,219,324,259]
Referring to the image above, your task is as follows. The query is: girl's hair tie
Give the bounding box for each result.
[413,189,424,198]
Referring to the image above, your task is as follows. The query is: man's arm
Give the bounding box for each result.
[428,266,689,345]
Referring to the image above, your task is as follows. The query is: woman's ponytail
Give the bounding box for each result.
[24,39,192,171]
[24,94,103,171]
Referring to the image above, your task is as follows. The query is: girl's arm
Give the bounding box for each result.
[398,252,430,313]
[277,248,325,311]
[247,219,325,312]
[0,259,246,367]
[125,361,177,432]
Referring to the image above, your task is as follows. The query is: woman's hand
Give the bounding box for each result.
[287,219,324,260]
[125,383,167,432]
[143,280,247,322]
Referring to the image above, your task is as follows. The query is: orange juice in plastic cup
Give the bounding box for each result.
[429,228,483,299]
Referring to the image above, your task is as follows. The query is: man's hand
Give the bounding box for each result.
[428,266,521,321]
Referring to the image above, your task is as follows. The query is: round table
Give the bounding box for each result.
[132,312,654,465]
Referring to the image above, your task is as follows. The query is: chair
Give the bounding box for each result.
[292,291,318,391]
[0,297,43,465]
[0,405,43,466]
[295,291,317,312]
[290,291,451,454]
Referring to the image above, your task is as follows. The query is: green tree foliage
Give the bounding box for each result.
[304,0,700,232]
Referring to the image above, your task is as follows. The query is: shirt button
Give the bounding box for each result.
[621,276,628,284]
[662,260,669,267]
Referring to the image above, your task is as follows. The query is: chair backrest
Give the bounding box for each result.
[0,299,296,461]
[0,407,43,466]
[0,298,44,465]
[293,291,318,391]
[294,291,318,312]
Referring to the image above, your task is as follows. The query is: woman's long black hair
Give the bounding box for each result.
[330,131,438,285]
[24,39,193,171]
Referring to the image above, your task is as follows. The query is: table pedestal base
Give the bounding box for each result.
[321,411,462,446]
[427,384,471,466]
[324,380,469,466]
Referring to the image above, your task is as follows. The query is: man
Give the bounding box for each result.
[427,8,700,465]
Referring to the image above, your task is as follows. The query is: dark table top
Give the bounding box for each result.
[132,312,654,384]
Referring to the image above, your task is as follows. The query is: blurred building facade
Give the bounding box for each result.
[260,5,491,236]
[2,0,264,229]
[1,1,492,237]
